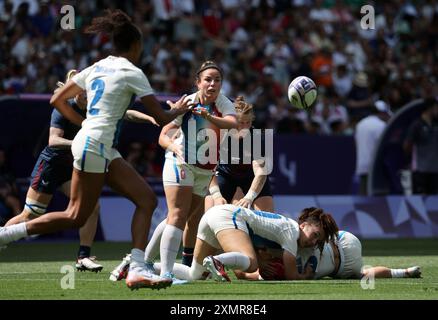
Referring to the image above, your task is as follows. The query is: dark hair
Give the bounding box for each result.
[196,60,223,80]
[298,207,339,252]
[85,9,141,54]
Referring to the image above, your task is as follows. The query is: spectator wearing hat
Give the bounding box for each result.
[354,100,392,195]
[403,98,438,194]
[346,72,375,124]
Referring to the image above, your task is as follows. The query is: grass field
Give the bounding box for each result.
[1,239,438,300]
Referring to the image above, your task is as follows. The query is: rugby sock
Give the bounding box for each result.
[181,247,194,266]
[390,268,406,278]
[0,223,28,244]
[160,224,183,277]
[78,245,91,259]
[171,262,191,280]
[214,252,251,271]
[144,219,166,263]
[189,260,208,280]
[130,248,145,269]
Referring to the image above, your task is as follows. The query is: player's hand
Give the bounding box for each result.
[236,198,253,208]
[191,106,211,119]
[169,143,184,163]
[213,197,227,206]
[167,94,194,116]
[303,264,315,279]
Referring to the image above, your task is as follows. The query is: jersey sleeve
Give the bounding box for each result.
[281,228,298,256]
[71,65,93,89]
[124,68,154,98]
[216,94,236,116]
[50,108,67,130]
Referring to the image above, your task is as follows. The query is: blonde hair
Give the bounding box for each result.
[234,96,255,121]
[56,69,78,88]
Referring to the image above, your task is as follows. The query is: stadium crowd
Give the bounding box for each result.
[1,0,437,134]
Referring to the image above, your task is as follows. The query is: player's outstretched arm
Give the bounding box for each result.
[124,110,159,126]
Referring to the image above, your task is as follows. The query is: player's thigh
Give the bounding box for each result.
[164,185,193,227]
[26,187,53,206]
[253,196,274,212]
[68,168,105,220]
[216,228,257,261]
[106,157,156,205]
[231,188,244,205]
[59,180,72,198]
[193,237,220,265]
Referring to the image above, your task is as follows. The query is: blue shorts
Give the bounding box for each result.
[30,153,72,194]
[215,170,272,203]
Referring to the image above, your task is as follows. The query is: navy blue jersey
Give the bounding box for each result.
[40,100,85,164]
[217,128,266,179]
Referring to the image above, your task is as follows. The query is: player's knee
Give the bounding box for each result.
[167,210,187,228]
[134,192,157,213]
[65,209,88,228]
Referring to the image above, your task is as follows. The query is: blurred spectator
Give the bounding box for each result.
[403,97,438,194]
[125,141,162,179]
[346,72,375,124]
[0,149,21,225]
[311,89,349,135]
[354,100,393,195]
[0,1,436,136]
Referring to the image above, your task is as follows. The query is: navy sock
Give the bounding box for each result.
[78,245,91,259]
[181,247,194,266]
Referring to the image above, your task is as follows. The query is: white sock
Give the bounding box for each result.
[159,224,183,277]
[144,219,167,263]
[130,248,145,269]
[171,262,191,280]
[1,223,28,244]
[214,252,250,271]
[390,268,406,278]
[189,261,207,280]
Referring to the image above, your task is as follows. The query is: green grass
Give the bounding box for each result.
[1,239,438,300]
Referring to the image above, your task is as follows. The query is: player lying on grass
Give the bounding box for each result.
[235,230,421,280]
[111,205,339,282]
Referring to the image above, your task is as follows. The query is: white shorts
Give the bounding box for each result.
[197,204,249,249]
[335,231,363,279]
[71,131,122,173]
[162,157,213,196]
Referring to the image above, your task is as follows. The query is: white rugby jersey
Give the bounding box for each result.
[236,206,300,256]
[165,92,235,170]
[72,55,154,147]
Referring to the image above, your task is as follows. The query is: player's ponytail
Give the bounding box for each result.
[85,9,141,54]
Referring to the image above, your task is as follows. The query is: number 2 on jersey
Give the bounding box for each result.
[88,79,105,115]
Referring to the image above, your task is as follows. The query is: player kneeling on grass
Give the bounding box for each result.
[119,205,339,282]
[237,230,421,281]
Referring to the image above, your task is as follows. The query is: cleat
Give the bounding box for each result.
[145,261,155,274]
[203,256,231,282]
[406,266,421,278]
[109,254,131,281]
[163,272,188,285]
[75,256,103,272]
[126,267,172,290]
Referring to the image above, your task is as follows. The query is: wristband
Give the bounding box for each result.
[244,190,258,202]
[209,186,223,199]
